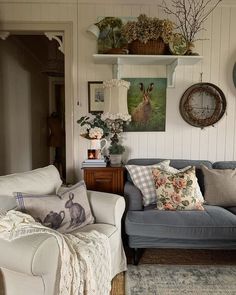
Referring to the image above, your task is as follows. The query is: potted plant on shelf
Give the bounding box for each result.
[121,14,175,55]
[95,17,128,54]
[108,143,125,166]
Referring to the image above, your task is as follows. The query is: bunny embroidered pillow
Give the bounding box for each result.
[14,181,94,233]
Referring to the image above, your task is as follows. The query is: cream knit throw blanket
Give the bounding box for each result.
[0,210,111,295]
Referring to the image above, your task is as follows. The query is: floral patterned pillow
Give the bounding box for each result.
[152,167,204,211]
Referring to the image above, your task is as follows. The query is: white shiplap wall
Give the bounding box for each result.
[76,1,236,178]
[0,0,236,180]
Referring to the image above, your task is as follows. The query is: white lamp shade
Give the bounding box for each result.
[103,79,130,115]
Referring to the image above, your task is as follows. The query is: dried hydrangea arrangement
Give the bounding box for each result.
[121,14,175,44]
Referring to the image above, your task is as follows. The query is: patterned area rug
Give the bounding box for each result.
[125,264,236,295]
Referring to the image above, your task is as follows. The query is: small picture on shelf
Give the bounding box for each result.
[88,149,100,159]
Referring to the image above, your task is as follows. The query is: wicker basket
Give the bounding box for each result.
[128,38,166,55]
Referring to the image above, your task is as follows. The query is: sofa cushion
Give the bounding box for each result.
[125,205,236,240]
[0,196,17,214]
[76,223,116,238]
[0,165,62,196]
[15,181,94,233]
[152,167,204,211]
[126,159,212,194]
[0,165,62,213]
[125,160,170,206]
[202,165,236,207]
[166,165,204,203]
[213,161,236,169]
[124,182,143,211]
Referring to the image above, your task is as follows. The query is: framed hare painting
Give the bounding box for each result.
[123,78,167,131]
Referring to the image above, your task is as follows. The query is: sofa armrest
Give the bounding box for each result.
[124,182,143,211]
[0,233,59,276]
[87,190,125,227]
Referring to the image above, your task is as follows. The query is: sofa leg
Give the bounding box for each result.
[133,248,142,265]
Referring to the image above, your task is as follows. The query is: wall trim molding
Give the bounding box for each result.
[0,21,75,182]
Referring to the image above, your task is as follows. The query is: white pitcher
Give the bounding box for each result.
[89,138,108,159]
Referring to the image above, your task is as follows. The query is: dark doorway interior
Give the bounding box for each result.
[0,34,65,179]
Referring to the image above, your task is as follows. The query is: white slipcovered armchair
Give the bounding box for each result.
[0,166,126,295]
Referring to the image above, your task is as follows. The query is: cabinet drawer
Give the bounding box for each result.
[83,167,124,195]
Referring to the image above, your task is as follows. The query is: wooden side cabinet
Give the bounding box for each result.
[83,166,125,195]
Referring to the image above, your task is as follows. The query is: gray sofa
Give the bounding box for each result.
[124,159,236,264]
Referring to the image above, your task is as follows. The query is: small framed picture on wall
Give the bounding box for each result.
[88,81,104,113]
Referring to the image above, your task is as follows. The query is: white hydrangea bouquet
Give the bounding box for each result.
[77,114,110,140]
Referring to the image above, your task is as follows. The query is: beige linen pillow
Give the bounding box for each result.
[15,181,94,233]
[202,165,236,207]
[152,167,204,211]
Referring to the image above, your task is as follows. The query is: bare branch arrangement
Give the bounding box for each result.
[159,0,222,44]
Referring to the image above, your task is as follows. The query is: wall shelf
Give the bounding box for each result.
[93,54,203,87]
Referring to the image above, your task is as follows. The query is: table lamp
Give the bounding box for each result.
[101,79,131,145]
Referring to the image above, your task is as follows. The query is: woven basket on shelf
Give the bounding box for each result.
[128,38,166,55]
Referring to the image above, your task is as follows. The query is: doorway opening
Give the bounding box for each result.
[0,22,74,182]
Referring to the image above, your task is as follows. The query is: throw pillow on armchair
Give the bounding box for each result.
[15,181,94,233]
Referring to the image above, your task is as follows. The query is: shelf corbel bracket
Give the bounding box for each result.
[167,59,179,88]
[112,58,121,79]
[44,32,64,54]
